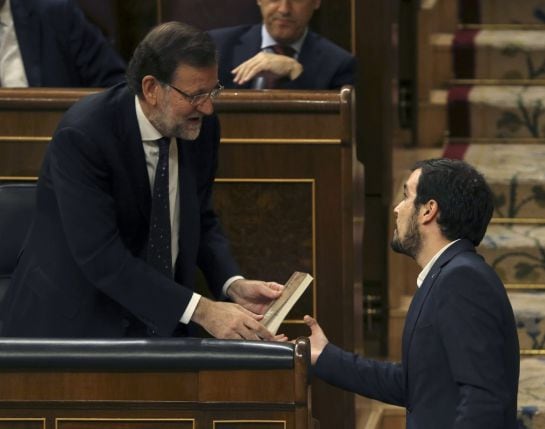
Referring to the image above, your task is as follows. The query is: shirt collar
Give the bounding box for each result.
[0,0,13,27]
[416,239,460,287]
[260,24,307,55]
[134,96,163,141]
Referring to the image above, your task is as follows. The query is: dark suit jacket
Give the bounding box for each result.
[314,239,519,429]
[209,24,356,89]
[0,83,240,338]
[10,0,126,87]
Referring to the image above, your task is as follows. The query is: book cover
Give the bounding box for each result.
[262,271,313,335]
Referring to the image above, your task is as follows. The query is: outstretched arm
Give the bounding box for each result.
[304,315,406,407]
[304,315,330,364]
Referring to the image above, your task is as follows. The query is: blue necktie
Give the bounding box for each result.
[147,137,172,278]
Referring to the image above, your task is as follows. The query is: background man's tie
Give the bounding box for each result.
[271,44,296,57]
[147,137,172,278]
[253,44,297,89]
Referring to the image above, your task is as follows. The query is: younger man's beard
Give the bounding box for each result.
[390,211,421,259]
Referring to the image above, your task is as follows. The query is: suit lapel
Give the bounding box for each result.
[401,239,476,376]
[11,0,41,85]
[401,266,439,377]
[294,31,320,88]
[118,89,151,223]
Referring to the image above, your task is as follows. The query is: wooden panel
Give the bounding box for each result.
[214,180,314,322]
[114,0,159,61]
[199,370,293,402]
[0,87,362,429]
[0,341,311,428]
[310,0,352,53]
[160,0,260,31]
[0,372,198,401]
[213,421,285,429]
[0,419,45,429]
[354,0,393,366]
[0,138,49,177]
[56,418,194,429]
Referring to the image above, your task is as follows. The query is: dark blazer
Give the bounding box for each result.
[10,0,126,87]
[209,24,356,89]
[0,83,240,338]
[314,239,520,429]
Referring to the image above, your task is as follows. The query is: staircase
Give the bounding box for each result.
[388,1,545,428]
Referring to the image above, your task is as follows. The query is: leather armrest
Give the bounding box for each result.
[0,338,295,370]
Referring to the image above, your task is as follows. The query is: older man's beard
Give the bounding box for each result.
[391,211,421,259]
[148,101,203,141]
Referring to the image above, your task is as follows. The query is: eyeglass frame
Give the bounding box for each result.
[163,81,224,106]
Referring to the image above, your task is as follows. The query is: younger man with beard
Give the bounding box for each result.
[304,159,520,428]
[1,22,284,340]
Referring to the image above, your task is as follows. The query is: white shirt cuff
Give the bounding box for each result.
[222,275,244,298]
[180,292,202,324]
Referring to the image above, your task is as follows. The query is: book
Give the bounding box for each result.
[262,271,313,335]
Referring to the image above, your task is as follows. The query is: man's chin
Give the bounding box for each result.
[390,239,402,254]
[178,126,202,141]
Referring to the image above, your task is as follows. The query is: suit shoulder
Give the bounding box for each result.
[305,31,354,61]
[18,0,81,18]
[209,25,255,44]
[208,25,255,39]
[58,84,130,133]
[436,250,505,298]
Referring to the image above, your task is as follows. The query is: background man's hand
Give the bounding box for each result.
[227,278,284,314]
[231,52,303,85]
[304,315,329,365]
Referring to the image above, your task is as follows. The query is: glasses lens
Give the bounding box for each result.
[191,94,208,105]
[211,84,223,99]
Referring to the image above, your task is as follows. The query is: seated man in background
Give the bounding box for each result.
[0,22,284,340]
[209,0,355,89]
[0,0,126,87]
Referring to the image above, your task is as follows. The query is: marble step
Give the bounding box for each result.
[460,144,545,219]
[507,292,545,351]
[431,30,545,82]
[480,224,545,284]
[518,357,545,428]
[459,0,545,25]
[433,86,545,139]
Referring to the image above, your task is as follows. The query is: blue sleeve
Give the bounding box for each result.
[314,343,407,406]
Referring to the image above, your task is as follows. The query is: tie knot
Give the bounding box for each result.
[156,137,170,153]
[271,44,296,57]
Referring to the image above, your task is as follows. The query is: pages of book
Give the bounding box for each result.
[262,271,313,335]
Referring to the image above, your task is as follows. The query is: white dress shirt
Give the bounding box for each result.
[417,239,460,287]
[134,97,241,324]
[0,0,28,87]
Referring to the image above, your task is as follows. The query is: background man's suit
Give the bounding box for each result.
[314,239,519,428]
[0,83,239,337]
[209,24,356,89]
[10,0,125,87]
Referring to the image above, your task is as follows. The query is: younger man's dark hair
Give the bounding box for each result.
[412,158,494,246]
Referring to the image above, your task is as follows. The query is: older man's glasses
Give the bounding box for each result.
[166,82,224,106]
